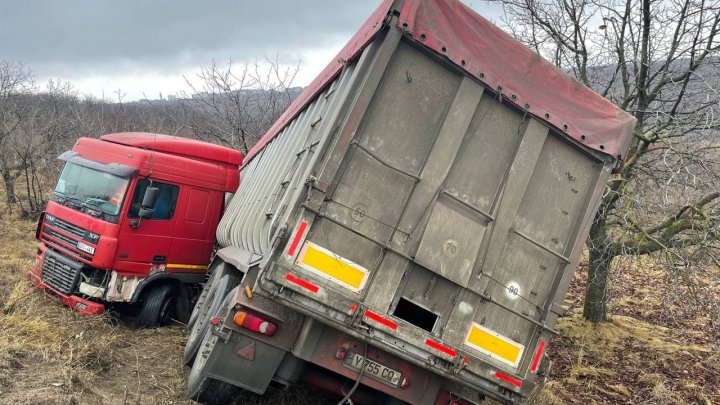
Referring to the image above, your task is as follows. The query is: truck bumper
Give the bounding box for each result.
[28,249,105,316]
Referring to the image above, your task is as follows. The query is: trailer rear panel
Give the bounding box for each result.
[213,0,634,403]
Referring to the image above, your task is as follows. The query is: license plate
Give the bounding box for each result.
[343,351,402,387]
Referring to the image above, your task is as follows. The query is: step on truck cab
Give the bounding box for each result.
[30,133,241,326]
[184,0,635,403]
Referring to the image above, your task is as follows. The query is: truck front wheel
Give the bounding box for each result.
[187,328,240,404]
[136,284,176,327]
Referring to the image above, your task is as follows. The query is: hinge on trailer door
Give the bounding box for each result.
[271,224,289,249]
[304,176,317,203]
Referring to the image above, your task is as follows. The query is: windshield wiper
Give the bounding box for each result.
[84,196,109,206]
[60,195,102,218]
[64,195,83,209]
[83,196,118,217]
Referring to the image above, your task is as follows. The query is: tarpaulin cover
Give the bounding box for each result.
[245,0,635,163]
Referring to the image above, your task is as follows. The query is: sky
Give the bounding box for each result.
[0,1,502,101]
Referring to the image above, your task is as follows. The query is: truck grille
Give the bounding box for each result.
[45,215,85,239]
[41,252,83,295]
[44,227,77,247]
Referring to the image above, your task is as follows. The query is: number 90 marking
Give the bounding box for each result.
[505,282,521,300]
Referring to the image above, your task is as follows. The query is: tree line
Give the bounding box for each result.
[0,59,299,217]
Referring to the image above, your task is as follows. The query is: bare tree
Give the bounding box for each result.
[0,61,34,210]
[11,80,79,213]
[175,57,300,154]
[492,0,720,321]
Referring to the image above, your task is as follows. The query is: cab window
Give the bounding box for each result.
[128,179,179,220]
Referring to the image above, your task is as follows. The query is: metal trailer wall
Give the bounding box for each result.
[215,45,369,254]
[217,23,613,405]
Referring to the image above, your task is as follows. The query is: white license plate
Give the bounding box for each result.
[343,352,401,387]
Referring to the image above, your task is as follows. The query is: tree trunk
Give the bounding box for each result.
[583,219,616,322]
[0,165,16,209]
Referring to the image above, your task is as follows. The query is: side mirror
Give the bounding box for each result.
[142,186,159,209]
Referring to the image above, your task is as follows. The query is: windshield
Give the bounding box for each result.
[52,162,130,223]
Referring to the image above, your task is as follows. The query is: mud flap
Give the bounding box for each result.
[204,330,285,395]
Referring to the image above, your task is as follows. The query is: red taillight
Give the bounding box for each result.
[530,339,546,373]
[234,311,277,337]
[495,371,522,388]
[287,220,308,256]
[210,316,220,326]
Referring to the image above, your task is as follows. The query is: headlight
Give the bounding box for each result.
[76,241,95,255]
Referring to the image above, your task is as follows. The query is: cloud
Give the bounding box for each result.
[0,1,501,99]
[1,2,373,74]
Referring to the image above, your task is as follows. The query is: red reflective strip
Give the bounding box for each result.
[284,273,319,293]
[364,310,398,330]
[287,220,308,256]
[495,371,522,388]
[424,338,457,357]
[531,339,546,373]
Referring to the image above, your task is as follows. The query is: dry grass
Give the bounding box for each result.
[0,216,192,404]
[539,258,720,404]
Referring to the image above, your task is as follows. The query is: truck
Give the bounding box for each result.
[29,132,242,327]
[183,0,636,403]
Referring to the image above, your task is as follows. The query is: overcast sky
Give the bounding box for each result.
[0,1,502,101]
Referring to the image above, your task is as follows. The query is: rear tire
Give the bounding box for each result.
[187,281,211,329]
[188,264,230,328]
[183,275,236,366]
[136,284,176,328]
[187,328,241,404]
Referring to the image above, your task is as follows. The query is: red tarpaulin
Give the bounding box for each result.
[244,0,635,164]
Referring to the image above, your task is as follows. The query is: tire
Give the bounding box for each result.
[136,284,176,328]
[183,275,235,366]
[187,277,212,329]
[187,328,241,404]
[188,264,229,328]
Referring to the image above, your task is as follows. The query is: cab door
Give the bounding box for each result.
[167,186,219,269]
[115,178,180,274]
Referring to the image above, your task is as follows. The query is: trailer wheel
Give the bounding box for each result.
[187,328,240,404]
[136,284,176,328]
[188,264,234,328]
[187,281,210,329]
[183,275,235,366]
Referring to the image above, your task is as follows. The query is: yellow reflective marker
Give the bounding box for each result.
[296,242,369,293]
[166,263,208,270]
[465,323,525,368]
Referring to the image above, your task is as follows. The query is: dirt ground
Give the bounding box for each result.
[0,215,718,404]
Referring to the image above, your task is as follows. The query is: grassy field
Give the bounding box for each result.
[0,214,717,404]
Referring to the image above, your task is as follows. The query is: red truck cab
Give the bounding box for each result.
[29,133,241,326]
